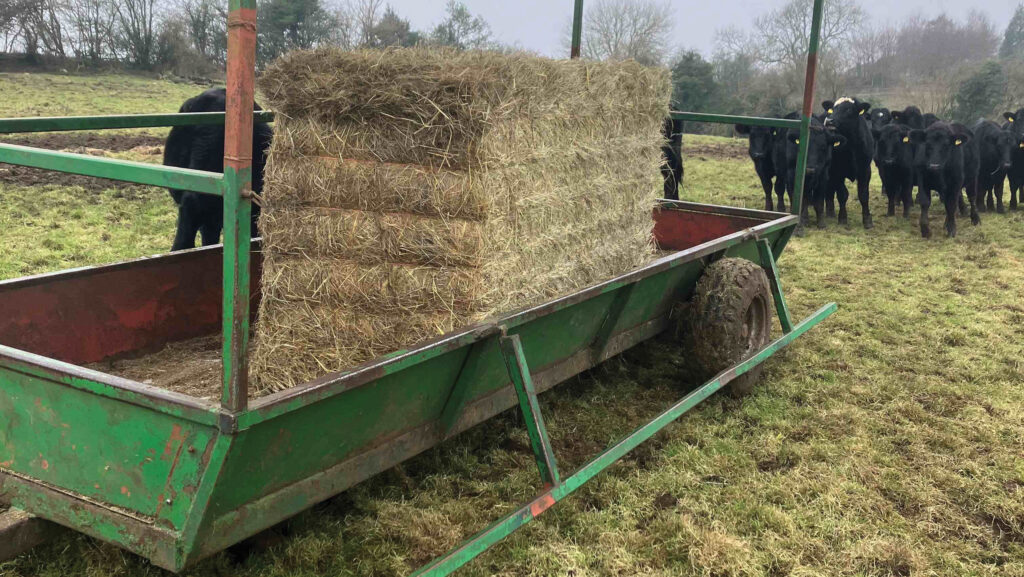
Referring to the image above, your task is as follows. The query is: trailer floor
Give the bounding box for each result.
[86,335,223,401]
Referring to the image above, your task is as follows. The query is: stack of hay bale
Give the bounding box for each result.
[252,48,670,394]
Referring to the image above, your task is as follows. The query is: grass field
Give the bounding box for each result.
[1,75,1023,577]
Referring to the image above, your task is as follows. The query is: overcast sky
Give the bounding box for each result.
[381,0,1018,57]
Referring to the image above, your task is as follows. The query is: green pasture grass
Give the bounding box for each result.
[1,81,1022,576]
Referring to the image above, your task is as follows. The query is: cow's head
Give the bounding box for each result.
[736,123,776,160]
[788,122,846,175]
[891,106,924,130]
[981,123,1015,171]
[875,124,912,167]
[870,108,892,138]
[1003,109,1024,148]
[910,123,970,173]
[823,97,871,129]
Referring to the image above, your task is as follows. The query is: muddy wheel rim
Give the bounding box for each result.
[743,295,767,357]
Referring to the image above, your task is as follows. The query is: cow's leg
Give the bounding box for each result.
[662,167,678,201]
[171,203,201,252]
[886,179,897,217]
[775,176,787,213]
[968,179,981,226]
[760,174,774,212]
[826,190,836,218]
[944,190,959,238]
[985,185,996,212]
[918,186,932,239]
[901,174,914,219]
[857,171,873,229]
[1010,180,1019,210]
[995,178,1006,214]
[836,183,850,226]
[200,221,222,247]
[812,185,826,229]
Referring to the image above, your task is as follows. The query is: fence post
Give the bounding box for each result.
[221,0,258,413]
[792,0,825,223]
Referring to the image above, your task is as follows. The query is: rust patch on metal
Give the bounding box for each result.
[529,493,556,518]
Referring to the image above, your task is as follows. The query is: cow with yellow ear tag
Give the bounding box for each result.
[1002,109,1024,210]
[821,97,876,229]
[908,122,979,239]
[874,123,916,219]
[782,116,846,229]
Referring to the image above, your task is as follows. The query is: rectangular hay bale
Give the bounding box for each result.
[252,48,671,394]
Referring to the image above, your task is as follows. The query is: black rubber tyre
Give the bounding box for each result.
[684,258,773,397]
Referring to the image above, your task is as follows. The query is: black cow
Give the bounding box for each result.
[662,117,684,201]
[823,97,875,228]
[786,117,847,229]
[891,106,925,130]
[1002,109,1024,210]
[736,113,796,212]
[874,124,915,218]
[972,120,1014,214]
[163,88,273,251]
[923,113,941,128]
[736,121,781,211]
[869,108,892,138]
[909,122,978,238]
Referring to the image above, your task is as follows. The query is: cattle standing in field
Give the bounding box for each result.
[163,88,273,251]
[823,98,875,228]
[874,124,915,219]
[785,118,847,229]
[1002,109,1024,210]
[662,117,684,201]
[736,112,797,212]
[972,120,1014,213]
[909,122,979,238]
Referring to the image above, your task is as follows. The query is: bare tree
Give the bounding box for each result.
[894,13,998,79]
[21,0,66,59]
[181,0,223,62]
[63,0,117,64]
[573,0,673,65]
[750,0,865,70]
[351,0,383,47]
[113,0,159,68]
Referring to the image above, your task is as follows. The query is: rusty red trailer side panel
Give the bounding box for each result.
[0,244,261,365]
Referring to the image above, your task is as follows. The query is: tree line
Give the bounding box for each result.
[0,0,494,75]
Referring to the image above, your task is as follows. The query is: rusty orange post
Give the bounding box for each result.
[221,0,257,413]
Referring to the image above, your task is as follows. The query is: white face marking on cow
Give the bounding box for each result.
[834,97,855,107]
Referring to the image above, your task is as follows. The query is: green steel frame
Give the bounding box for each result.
[0,0,830,573]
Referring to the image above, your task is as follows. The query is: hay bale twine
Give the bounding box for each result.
[251,47,671,395]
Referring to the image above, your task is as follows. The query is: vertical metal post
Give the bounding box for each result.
[791,0,825,220]
[757,240,794,334]
[499,334,561,487]
[221,0,257,413]
[570,0,584,59]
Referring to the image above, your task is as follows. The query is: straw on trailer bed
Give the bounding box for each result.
[252,47,671,394]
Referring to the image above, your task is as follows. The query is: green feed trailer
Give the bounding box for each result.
[0,1,833,574]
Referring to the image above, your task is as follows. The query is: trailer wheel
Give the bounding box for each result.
[685,258,773,397]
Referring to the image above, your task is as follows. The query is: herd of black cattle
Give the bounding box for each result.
[162,89,1024,250]
[727,99,1024,238]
